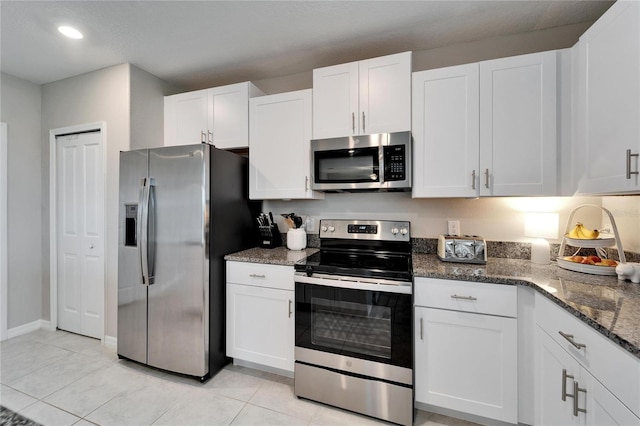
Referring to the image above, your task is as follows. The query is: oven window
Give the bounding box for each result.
[311,297,391,359]
[315,147,379,183]
[295,283,412,368]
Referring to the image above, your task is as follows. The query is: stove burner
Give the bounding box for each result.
[295,219,413,282]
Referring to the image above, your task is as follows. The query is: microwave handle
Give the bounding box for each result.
[379,146,385,184]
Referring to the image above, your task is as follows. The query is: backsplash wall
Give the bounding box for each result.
[264,194,640,254]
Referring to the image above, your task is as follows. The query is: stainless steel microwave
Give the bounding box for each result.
[310,131,411,192]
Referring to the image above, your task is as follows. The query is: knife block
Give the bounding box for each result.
[258,224,282,249]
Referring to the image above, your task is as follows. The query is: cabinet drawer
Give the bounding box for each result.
[414,278,517,318]
[226,261,293,291]
[535,292,640,416]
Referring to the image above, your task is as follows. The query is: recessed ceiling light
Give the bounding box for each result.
[58,26,83,40]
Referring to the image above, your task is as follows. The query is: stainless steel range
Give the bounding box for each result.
[294,219,413,425]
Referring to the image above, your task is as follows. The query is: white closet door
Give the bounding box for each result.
[0,123,7,341]
[56,131,104,339]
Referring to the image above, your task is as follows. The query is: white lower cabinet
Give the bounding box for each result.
[414,278,518,423]
[537,327,639,425]
[535,293,640,425]
[226,262,294,373]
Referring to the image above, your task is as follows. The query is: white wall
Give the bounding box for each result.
[130,65,178,150]
[264,195,606,245]
[253,22,593,95]
[41,64,130,337]
[0,73,43,329]
[602,196,640,253]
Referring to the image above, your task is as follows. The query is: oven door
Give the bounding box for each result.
[294,274,412,372]
[312,146,382,190]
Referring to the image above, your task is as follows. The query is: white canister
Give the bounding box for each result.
[287,228,307,250]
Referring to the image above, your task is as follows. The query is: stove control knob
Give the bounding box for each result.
[321,225,328,232]
[328,226,335,232]
[391,227,399,235]
[400,227,408,235]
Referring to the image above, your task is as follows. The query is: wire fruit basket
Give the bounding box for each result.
[557,205,625,276]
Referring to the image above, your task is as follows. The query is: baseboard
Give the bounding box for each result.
[7,319,52,339]
[232,358,294,379]
[103,335,117,348]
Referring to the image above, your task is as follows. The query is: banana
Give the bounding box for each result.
[568,223,582,239]
[568,222,599,239]
[579,226,599,239]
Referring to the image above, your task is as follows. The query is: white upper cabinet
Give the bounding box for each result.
[164,88,210,146]
[164,82,264,149]
[479,51,557,196]
[249,89,324,200]
[412,64,480,198]
[574,0,640,194]
[412,51,557,198]
[313,52,411,139]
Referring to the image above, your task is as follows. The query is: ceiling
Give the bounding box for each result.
[1,1,614,90]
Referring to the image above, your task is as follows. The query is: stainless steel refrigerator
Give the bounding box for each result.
[117,143,255,381]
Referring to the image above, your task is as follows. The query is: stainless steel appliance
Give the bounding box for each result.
[294,219,413,425]
[310,131,411,192]
[437,234,487,264]
[117,143,255,382]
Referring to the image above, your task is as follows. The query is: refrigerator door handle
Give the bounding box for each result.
[147,178,156,284]
[139,177,156,285]
[138,178,148,285]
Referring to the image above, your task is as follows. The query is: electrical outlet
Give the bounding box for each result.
[305,216,316,232]
[447,220,460,236]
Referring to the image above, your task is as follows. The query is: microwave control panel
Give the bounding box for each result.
[383,145,406,181]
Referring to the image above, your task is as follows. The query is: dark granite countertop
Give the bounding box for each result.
[225,246,319,266]
[413,253,640,359]
[224,247,640,359]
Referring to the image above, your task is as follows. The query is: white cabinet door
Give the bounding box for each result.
[312,52,411,139]
[479,51,557,196]
[577,0,640,194]
[313,61,359,139]
[414,306,518,423]
[164,89,210,146]
[412,64,480,197]
[537,328,640,426]
[536,327,581,426]
[359,52,412,136]
[249,89,323,200]
[211,82,263,149]
[585,370,640,426]
[226,283,294,372]
[165,82,263,148]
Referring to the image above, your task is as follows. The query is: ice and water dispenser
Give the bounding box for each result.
[125,203,137,247]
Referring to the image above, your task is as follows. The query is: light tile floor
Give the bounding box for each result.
[0,329,480,426]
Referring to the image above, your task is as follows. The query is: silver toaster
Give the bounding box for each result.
[437,235,487,264]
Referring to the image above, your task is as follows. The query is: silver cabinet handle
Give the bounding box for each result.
[484,169,490,189]
[451,294,477,301]
[305,176,309,191]
[559,331,586,350]
[419,317,423,340]
[208,130,213,143]
[201,130,206,143]
[288,300,293,318]
[562,369,575,401]
[573,381,587,416]
[352,112,355,134]
[362,111,366,133]
[471,170,476,190]
[249,274,266,278]
[626,149,639,179]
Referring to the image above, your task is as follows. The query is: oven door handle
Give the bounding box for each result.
[294,273,412,294]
